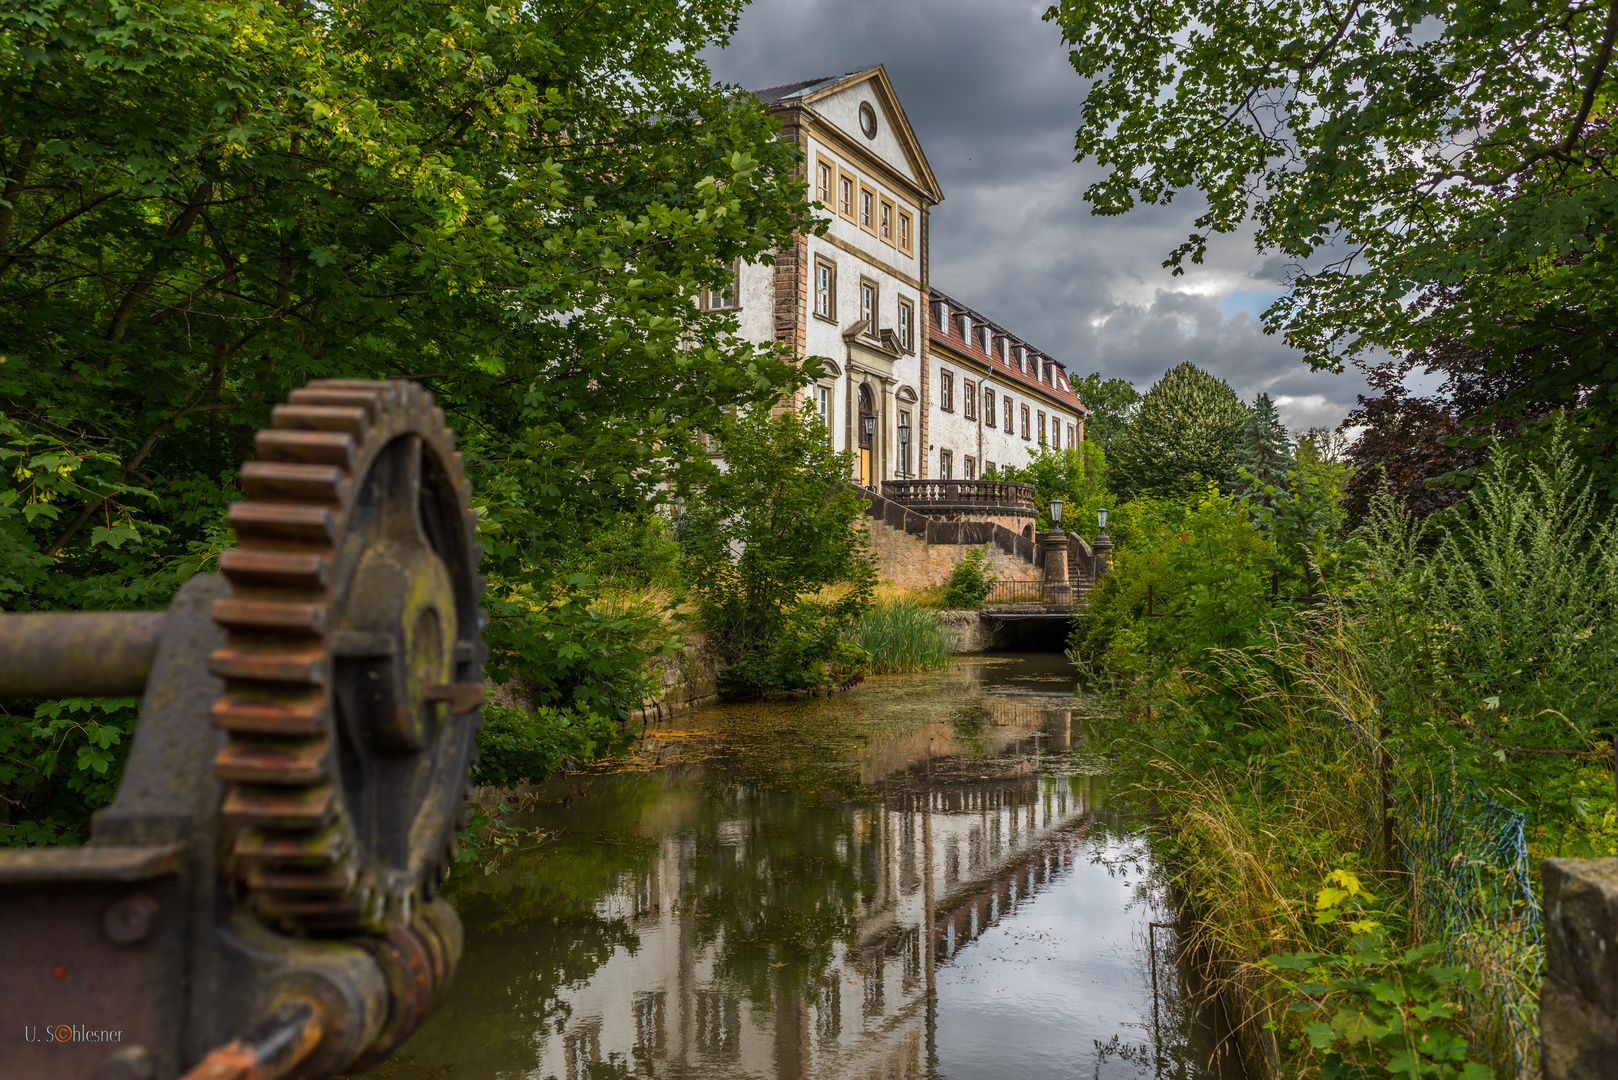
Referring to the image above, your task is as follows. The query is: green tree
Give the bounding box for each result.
[0,0,814,841]
[682,404,876,697]
[1110,363,1248,499]
[1238,392,1294,494]
[1071,372,1140,456]
[1044,0,1618,498]
[1000,441,1112,538]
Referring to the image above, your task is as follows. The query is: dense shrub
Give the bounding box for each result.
[484,581,673,721]
[941,547,995,609]
[683,404,877,697]
[471,704,630,789]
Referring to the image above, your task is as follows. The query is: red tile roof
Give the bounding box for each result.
[927,287,1089,416]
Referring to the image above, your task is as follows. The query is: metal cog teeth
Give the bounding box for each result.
[211,378,484,937]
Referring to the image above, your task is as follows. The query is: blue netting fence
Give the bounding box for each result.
[1400,773,1541,1079]
[1332,697,1542,1078]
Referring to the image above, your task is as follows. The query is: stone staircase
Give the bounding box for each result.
[850,483,1101,608]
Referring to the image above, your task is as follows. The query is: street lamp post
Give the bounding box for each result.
[898,421,911,480]
[1093,507,1114,581]
[1050,498,1063,530]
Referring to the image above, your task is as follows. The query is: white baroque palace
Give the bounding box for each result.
[716,66,1090,483]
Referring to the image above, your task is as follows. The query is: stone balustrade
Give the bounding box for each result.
[879,479,1035,515]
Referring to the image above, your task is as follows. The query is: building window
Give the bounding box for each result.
[963,380,977,420]
[985,460,997,476]
[939,449,953,480]
[860,279,877,332]
[937,302,947,331]
[1021,405,1030,440]
[816,385,832,430]
[1037,411,1046,445]
[879,197,895,245]
[859,184,877,233]
[838,171,855,220]
[1004,397,1014,431]
[939,369,954,412]
[699,260,739,311]
[816,159,832,206]
[814,258,836,320]
[898,209,913,255]
[984,388,996,427]
[1067,423,1075,448]
[897,298,914,352]
[964,456,976,480]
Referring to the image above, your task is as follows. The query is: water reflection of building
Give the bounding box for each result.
[535,702,1093,1080]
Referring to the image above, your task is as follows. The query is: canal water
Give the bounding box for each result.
[356,654,1245,1080]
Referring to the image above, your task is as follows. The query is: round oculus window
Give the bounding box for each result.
[859,102,877,140]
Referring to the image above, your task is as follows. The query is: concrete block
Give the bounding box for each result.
[1541,978,1618,1080]
[1544,858,1618,1017]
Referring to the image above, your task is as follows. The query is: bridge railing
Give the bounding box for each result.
[984,580,1080,606]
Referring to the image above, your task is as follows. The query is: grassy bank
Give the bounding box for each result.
[1073,431,1616,1079]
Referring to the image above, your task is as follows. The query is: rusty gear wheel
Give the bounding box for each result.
[209,379,486,934]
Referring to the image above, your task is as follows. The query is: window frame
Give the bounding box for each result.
[858,182,878,235]
[939,448,953,480]
[698,259,740,311]
[1037,410,1046,446]
[984,387,997,427]
[859,277,878,334]
[897,297,914,352]
[813,257,837,322]
[964,456,976,480]
[963,380,978,420]
[879,196,895,246]
[1021,404,1031,440]
[815,157,833,207]
[816,384,833,434]
[1004,397,1014,432]
[939,369,954,413]
[837,169,856,221]
[898,209,913,256]
[1067,422,1076,448]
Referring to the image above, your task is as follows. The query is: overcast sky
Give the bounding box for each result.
[702,0,1375,434]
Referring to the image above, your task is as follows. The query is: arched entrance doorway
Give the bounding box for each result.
[857,384,876,488]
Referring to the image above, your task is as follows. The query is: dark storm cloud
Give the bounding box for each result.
[703,0,1375,434]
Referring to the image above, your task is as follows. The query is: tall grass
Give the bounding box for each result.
[1096,623,1390,1076]
[851,598,953,674]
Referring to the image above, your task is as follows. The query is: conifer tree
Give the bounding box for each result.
[1238,392,1294,491]
[1110,363,1248,499]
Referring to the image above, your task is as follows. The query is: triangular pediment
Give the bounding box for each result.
[792,66,942,204]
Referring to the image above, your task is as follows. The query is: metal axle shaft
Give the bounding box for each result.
[0,611,165,698]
